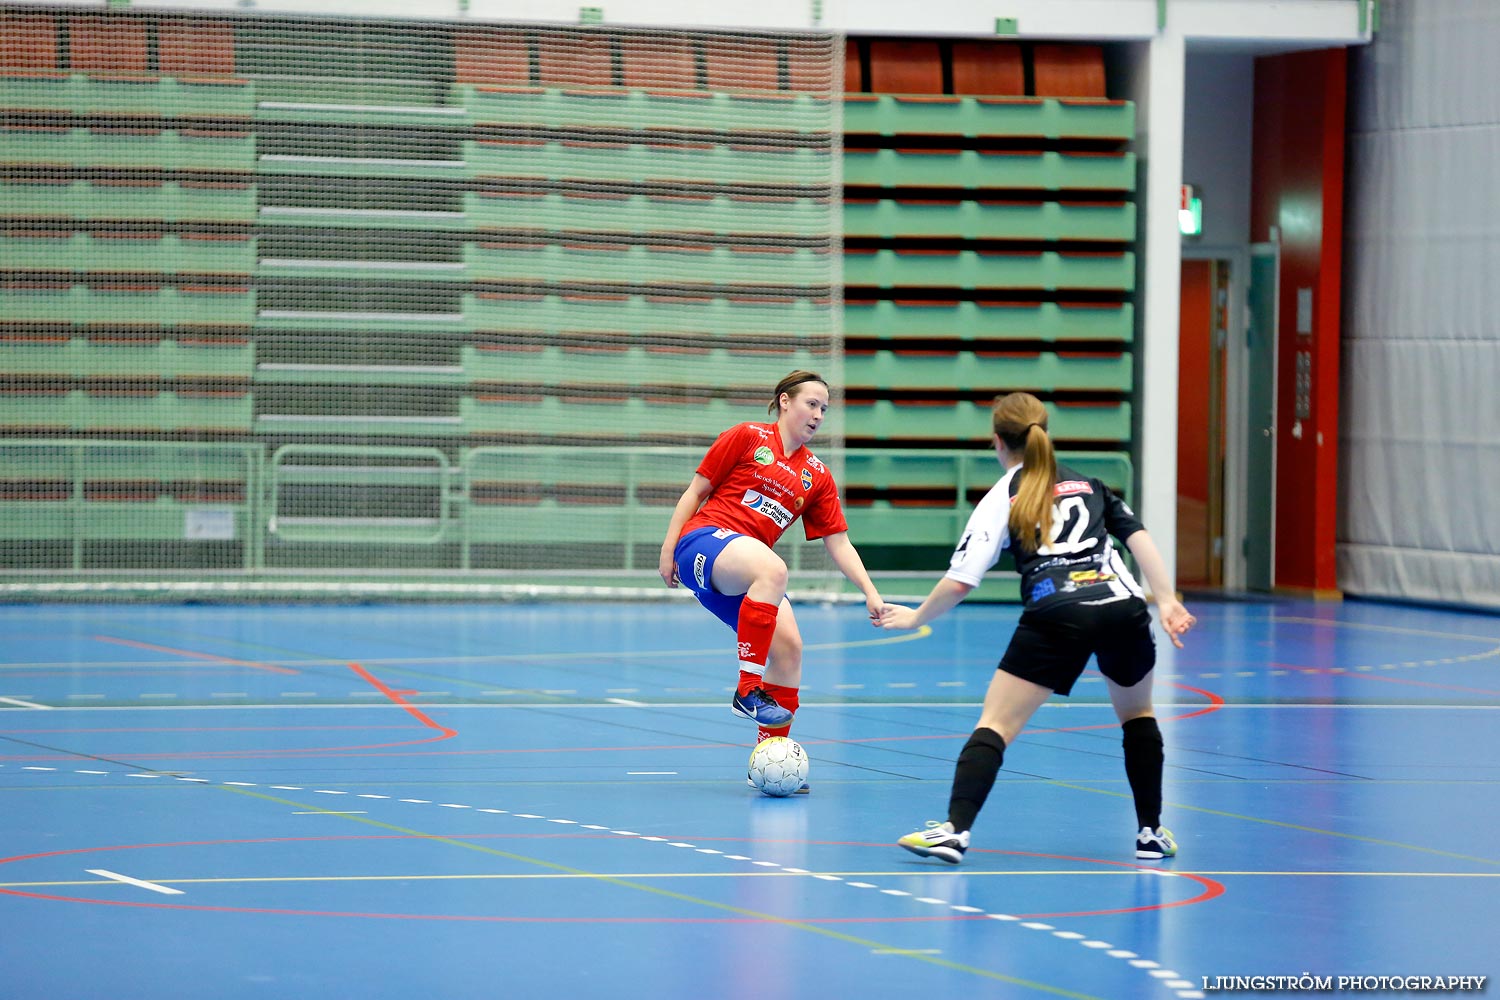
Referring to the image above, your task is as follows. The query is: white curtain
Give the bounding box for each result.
[1339,0,1500,608]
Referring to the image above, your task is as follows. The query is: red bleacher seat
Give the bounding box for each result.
[951,40,1024,96]
[69,15,149,74]
[455,29,531,87]
[867,39,942,95]
[1,12,59,71]
[1032,43,1107,98]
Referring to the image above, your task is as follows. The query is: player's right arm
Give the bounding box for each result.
[878,577,972,631]
[659,473,714,587]
[1122,528,1195,648]
[879,478,1008,630]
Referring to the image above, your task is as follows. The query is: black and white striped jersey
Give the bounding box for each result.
[945,462,1146,610]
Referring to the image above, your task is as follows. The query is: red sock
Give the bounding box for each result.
[757,682,800,742]
[734,598,779,696]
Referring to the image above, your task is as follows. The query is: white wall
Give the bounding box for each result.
[1338,0,1500,608]
[94,0,1371,39]
[1125,34,1187,584]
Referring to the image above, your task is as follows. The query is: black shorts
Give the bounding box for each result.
[996,598,1156,696]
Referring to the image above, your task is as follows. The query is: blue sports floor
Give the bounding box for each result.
[1,597,1497,999]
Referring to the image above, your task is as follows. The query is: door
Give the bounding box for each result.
[1176,259,1227,588]
[1244,246,1279,591]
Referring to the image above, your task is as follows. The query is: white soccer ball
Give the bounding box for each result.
[747,736,809,797]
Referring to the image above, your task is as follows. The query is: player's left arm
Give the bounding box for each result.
[878,576,972,631]
[821,530,884,626]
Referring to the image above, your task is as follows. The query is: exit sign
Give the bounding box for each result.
[1179,183,1203,237]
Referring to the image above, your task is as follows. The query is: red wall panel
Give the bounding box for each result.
[1178,260,1214,506]
[1251,48,1347,593]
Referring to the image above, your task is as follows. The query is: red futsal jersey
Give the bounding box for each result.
[681,422,848,548]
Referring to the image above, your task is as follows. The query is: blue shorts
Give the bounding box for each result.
[673,526,747,630]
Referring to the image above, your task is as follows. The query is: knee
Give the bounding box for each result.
[773,628,803,663]
[1121,715,1162,749]
[758,558,789,593]
[959,727,1007,765]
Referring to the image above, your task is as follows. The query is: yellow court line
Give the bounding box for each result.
[0,626,935,671]
[1272,616,1500,647]
[13,627,937,698]
[12,868,1500,890]
[196,784,1103,1000]
[1047,780,1500,867]
[46,624,935,670]
[322,625,936,697]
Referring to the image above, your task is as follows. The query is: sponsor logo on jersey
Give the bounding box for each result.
[753,446,774,466]
[693,552,707,589]
[712,528,735,539]
[794,496,805,510]
[752,472,792,499]
[1054,480,1094,497]
[1030,578,1057,602]
[801,468,813,491]
[806,454,826,473]
[741,489,794,528]
[1069,569,1115,583]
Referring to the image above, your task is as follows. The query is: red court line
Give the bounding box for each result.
[3,668,459,760]
[92,635,300,675]
[347,662,458,740]
[1155,681,1226,722]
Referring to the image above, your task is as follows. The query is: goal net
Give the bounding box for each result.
[0,10,844,600]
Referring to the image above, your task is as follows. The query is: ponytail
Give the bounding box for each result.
[992,393,1056,552]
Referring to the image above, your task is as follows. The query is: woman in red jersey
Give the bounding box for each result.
[659,371,884,771]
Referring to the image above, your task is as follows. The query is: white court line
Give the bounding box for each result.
[0,696,50,709]
[11,702,1500,713]
[86,869,183,896]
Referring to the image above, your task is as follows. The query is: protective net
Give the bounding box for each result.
[0,9,844,599]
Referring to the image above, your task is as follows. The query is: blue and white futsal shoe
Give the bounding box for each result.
[730,686,793,727]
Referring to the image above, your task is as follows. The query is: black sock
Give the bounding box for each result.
[947,727,1006,834]
[1122,716,1164,830]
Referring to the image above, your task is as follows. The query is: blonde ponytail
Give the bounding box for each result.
[992,393,1056,552]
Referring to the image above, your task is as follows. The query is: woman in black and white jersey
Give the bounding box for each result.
[878,391,1195,863]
